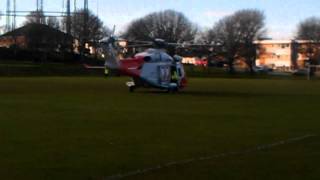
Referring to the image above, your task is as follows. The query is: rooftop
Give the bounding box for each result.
[0,23,72,40]
[254,39,318,44]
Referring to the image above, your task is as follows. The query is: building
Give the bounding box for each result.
[255,40,295,71]
[0,23,73,52]
[255,40,320,71]
[182,57,208,67]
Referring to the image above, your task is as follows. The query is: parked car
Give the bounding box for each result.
[253,66,273,73]
[292,69,309,76]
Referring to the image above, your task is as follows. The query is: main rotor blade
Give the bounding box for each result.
[127,40,153,44]
[126,44,153,48]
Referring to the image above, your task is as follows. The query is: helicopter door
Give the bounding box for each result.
[175,63,185,85]
[159,65,171,85]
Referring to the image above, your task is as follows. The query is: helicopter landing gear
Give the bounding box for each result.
[172,87,179,93]
[167,83,179,93]
[104,68,110,77]
[129,86,136,93]
[126,81,136,93]
[167,87,179,93]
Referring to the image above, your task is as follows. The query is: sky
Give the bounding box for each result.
[1,0,320,39]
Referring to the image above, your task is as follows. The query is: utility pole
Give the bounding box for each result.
[6,0,11,32]
[12,0,16,30]
[84,0,88,12]
[84,0,89,33]
[74,0,77,12]
[36,0,44,12]
[96,0,99,16]
[66,0,71,35]
[82,0,89,54]
[36,0,39,11]
[40,0,43,13]
[36,0,44,24]
[36,0,39,23]
[40,0,44,24]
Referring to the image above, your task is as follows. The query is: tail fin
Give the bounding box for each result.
[103,37,120,70]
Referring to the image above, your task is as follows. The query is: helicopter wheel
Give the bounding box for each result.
[129,86,135,93]
[167,87,178,93]
[173,87,179,93]
[104,68,110,77]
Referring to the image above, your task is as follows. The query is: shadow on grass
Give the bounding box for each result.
[138,90,313,98]
[180,91,280,98]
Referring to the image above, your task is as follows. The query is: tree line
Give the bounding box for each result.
[23,9,320,72]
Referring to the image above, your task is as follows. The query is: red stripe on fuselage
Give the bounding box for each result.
[118,57,145,77]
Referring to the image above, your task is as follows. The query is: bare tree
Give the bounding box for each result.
[297,17,320,41]
[204,9,265,73]
[24,11,59,30]
[46,17,60,30]
[296,17,320,65]
[62,9,110,52]
[123,10,197,43]
[24,11,46,25]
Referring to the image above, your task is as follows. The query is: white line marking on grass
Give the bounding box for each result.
[104,134,317,180]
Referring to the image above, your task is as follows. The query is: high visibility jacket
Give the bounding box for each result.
[172,71,178,81]
[104,68,109,75]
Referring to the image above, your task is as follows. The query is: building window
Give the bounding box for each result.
[280,44,289,48]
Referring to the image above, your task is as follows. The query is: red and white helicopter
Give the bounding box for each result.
[86,36,188,92]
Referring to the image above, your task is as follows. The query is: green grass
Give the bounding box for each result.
[0,77,319,180]
[0,61,105,76]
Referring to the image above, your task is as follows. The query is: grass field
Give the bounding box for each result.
[0,77,319,180]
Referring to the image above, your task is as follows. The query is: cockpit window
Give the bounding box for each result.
[144,56,151,62]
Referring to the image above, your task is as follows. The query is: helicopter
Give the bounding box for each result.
[86,36,189,92]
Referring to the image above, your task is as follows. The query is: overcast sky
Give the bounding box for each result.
[1,0,320,39]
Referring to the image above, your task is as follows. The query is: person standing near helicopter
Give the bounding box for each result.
[171,63,179,83]
[171,55,183,84]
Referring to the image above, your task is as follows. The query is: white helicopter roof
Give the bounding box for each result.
[135,48,173,62]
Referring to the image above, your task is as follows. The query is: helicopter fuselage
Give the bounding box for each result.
[114,49,187,91]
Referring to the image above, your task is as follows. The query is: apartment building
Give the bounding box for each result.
[255,40,320,71]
